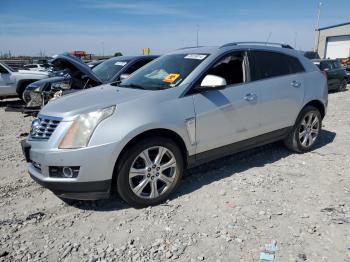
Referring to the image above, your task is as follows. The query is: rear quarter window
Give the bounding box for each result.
[249,51,305,81]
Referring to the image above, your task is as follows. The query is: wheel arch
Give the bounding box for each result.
[303,99,326,119]
[16,79,37,95]
[111,128,189,190]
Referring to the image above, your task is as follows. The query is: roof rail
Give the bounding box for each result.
[220,42,294,49]
[176,46,203,50]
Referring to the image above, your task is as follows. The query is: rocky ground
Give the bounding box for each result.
[0,89,349,262]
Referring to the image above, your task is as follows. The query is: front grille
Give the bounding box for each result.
[29,115,62,140]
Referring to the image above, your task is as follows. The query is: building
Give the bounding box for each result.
[315,22,350,59]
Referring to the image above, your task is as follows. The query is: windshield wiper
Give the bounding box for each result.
[118,83,146,90]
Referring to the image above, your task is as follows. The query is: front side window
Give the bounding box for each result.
[196,51,246,87]
[92,58,130,83]
[123,59,154,75]
[250,51,305,81]
[119,53,208,90]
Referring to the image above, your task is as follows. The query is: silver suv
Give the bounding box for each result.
[22,42,328,207]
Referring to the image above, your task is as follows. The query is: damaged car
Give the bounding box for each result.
[23,54,158,108]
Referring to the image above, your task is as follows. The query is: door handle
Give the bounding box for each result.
[291,80,301,88]
[244,93,257,102]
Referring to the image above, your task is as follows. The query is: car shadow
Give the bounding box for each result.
[0,98,24,108]
[68,129,336,211]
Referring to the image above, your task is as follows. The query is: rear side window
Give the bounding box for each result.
[249,51,305,81]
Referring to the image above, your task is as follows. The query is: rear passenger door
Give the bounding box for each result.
[248,50,305,133]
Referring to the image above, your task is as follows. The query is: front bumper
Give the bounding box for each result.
[21,139,120,200]
[29,171,111,200]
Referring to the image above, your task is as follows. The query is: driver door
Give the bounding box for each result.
[0,64,13,96]
[192,51,262,154]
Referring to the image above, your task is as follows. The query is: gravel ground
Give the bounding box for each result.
[0,89,349,262]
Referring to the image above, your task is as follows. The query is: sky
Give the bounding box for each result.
[0,0,350,56]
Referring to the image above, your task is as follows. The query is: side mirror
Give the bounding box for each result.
[196,74,227,91]
[120,74,130,81]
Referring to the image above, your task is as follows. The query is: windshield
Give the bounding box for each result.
[1,63,14,72]
[92,58,130,82]
[119,53,208,90]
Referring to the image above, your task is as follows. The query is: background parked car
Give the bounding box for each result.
[24,54,158,108]
[345,64,350,83]
[22,63,50,72]
[0,62,50,100]
[312,59,348,92]
[303,51,320,60]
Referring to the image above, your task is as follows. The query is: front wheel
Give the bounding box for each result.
[116,137,184,207]
[284,106,322,153]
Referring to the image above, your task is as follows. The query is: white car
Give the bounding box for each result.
[0,62,49,100]
[22,64,48,72]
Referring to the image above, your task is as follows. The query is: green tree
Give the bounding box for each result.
[113,52,123,57]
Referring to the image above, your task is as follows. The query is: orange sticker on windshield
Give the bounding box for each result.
[163,73,180,83]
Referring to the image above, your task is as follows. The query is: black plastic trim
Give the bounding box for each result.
[29,173,111,200]
[187,127,291,168]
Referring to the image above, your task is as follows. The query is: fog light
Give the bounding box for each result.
[63,167,73,178]
[49,166,80,178]
[32,161,41,171]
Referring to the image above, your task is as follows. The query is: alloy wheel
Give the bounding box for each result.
[341,80,347,91]
[129,146,177,199]
[298,112,320,148]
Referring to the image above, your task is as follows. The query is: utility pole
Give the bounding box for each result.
[265,32,272,44]
[196,24,199,47]
[314,1,322,52]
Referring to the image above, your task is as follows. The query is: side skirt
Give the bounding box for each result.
[187,127,292,168]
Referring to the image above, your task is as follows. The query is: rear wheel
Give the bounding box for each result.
[116,137,183,207]
[284,106,322,153]
[338,79,347,92]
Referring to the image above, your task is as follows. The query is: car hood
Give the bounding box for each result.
[51,54,102,84]
[40,84,151,119]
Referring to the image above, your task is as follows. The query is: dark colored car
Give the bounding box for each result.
[345,64,350,83]
[303,51,320,60]
[24,54,158,108]
[312,59,348,92]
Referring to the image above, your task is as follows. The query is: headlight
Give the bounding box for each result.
[59,106,115,149]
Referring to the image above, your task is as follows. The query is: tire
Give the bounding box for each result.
[116,136,184,207]
[338,79,347,92]
[17,82,31,102]
[284,106,322,153]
